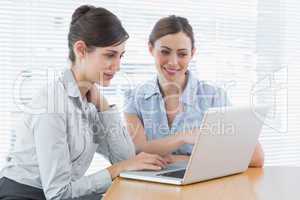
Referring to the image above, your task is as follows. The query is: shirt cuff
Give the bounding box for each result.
[89,168,112,194]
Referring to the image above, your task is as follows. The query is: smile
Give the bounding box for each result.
[163,67,179,76]
[103,73,114,80]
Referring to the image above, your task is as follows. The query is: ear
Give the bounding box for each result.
[191,47,196,59]
[73,40,87,60]
[148,42,154,57]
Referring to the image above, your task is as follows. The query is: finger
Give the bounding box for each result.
[154,155,169,166]
[143,153,168,166]
[149,154,168,166]
[163,155,173,164]
[145,157,166,168]
[140,164,162,171]
[152,156,168,167]
[143,157,164,167]
[137,152,152,160]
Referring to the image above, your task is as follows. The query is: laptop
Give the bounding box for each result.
[120,106,270,185]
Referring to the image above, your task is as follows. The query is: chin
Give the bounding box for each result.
[102,80,112,87]
[163,75,177,82]
[95,80,111,87]
[161,71,181,82]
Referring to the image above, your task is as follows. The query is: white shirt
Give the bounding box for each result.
[0,68,135,199]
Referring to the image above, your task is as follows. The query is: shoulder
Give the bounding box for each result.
[28,74,67,115]
[196,80,227,96]
[194,80,230,106]
[124,78,157,100]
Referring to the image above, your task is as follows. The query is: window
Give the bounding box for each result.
[0,0,299,174]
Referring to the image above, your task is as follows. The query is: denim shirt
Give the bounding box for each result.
[124,71,230,155]
[0,68,135,199]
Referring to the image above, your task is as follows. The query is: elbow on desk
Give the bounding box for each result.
[249,151,265,168]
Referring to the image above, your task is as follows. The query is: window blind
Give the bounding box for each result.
[0,0,299,174]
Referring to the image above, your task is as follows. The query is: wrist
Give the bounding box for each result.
[174,134,186,145]
[107,161,126,180]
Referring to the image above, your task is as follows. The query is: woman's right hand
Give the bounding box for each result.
[176,128,200,145]
[107,152,168,179]
[124,152,168,171]
[86,83,110,111]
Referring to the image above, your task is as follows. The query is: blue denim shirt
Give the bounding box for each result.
[124,71,230,155]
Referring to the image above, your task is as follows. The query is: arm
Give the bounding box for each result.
[125,113,195,156]
[87,84,135,163]
[34,112,168,199]
[87,86,171,176]
[95,106,136,164]
[249,142,265,168]
[34,113,112,200]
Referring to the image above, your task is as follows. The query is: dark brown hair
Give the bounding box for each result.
[149,15,195,49]
[68,5,129,63]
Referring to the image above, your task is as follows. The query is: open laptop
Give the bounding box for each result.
[120,106,270,185]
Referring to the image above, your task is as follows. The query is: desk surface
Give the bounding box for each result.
[103,167,300,200]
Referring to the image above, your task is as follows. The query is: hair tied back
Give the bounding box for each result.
[71,5,95,25]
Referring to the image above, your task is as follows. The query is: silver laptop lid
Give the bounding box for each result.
[182,106,270,184]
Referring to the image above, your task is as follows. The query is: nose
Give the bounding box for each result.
[110,58,121,72]
[168,53,178,66]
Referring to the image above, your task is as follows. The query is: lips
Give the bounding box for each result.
[103,73,114,80]
[163,67,179,76]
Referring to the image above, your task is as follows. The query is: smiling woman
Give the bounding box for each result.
[124,15,265,167]
[149,16,195,85]
[0,4,168,200]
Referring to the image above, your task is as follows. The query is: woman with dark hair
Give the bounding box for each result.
[0,5,167,200]
[124,15,264,167]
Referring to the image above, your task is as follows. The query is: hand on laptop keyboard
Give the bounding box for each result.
[163,154,190,164]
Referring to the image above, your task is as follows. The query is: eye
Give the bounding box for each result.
[161,50,170,55]
[178,53,188,58]
[105,53,115,58]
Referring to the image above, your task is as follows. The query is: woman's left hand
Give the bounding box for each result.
[86,84,110,111]
[163,154,190,164]
[176,128,200,145]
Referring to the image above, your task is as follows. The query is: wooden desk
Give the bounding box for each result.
[104,167,300,200]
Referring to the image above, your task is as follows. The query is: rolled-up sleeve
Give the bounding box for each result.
[212,88,232,107]
[123,89,140,115]
[33,113,112,200]
[94,106,136,164]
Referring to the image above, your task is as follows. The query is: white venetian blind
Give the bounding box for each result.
[0,0,299,173]
[256,0,300,166]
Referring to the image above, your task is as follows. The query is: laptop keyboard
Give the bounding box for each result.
[158,169,186,179]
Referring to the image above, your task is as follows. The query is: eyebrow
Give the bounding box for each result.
[106,50,126,54]
[161,46,188,51]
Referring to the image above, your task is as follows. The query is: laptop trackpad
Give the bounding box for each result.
[155,161,188,179]
[157,169,186,179]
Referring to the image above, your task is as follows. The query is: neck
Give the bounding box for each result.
[71,66,93,98]
[158,73,188,97]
